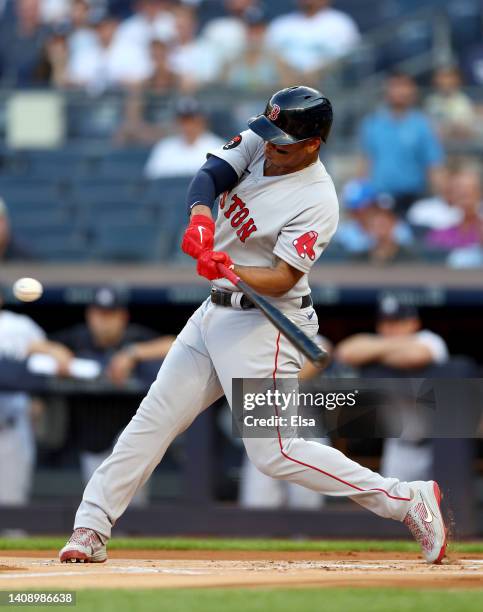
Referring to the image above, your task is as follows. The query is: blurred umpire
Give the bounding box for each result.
[33,286,175,502]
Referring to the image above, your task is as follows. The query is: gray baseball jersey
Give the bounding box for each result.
[209,130,339,298]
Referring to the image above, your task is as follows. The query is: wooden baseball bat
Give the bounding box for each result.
[217,264,329,366]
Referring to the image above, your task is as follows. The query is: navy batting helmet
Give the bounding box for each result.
[247,86,333,145]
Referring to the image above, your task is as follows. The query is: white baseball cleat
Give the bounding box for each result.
[59,528,107,563]
[404,480,447,564]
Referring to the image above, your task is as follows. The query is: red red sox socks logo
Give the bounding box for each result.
[268,104,281,121]
[293,231,318,261]
[219,193,258,242]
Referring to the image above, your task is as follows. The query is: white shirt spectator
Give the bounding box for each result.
[266,7,360,72]
[144,131,224,178]
[40,0,71,24]
[202,16,247,65]
[116,10,177,48]
[168,38,221,85]
[407,196,463,230]
[68,27,98,57]
[68,36,153,92]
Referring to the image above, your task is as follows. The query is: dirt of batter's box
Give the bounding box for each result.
[1,554,482,591]
[2,549,482,561]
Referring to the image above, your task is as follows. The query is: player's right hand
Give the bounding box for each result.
[181,215,215,259]
[197,250,233,281]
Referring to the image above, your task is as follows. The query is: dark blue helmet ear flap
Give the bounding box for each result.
[248,86,333,145]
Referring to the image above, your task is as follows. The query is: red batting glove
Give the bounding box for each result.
[197,250,234,281]
[181,215,215,259]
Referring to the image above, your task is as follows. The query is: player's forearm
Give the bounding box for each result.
[27,340,72,358]
[379,340,433,369]
[335,335,386,365]
[232,263,302,297]
[190,204,213,219]
[127,336,176,362]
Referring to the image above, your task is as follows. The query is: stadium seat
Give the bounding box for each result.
[91,223,165,261]
[376,18,433,70]
[8,199,73,225]
[80,201,155,229]
[13,222,88,262]
[67,95,123,140]
[0,179,64,206]
[98,150,149,180]
[447,0,483,52]
[23,149,98,180]
[71,180,143,207]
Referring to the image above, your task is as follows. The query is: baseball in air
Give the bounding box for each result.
[13,277,43,302]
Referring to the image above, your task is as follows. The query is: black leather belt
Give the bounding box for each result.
[211,289,312,310]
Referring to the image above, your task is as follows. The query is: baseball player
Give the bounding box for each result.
[60,86,447,564]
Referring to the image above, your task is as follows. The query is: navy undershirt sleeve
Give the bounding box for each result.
[186,155,239,214]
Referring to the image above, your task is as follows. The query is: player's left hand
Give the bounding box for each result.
[197,250,234,281]
[181,215,215,259]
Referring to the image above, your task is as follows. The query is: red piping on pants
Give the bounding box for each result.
[271,331,410,502]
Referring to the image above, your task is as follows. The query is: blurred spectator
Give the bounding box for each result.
[0,198,33,262]
[168,4,221,92]
[223,7,284,92]
[67,14,153,93]
[0,0,50,86]
[114,39,177,146]
[202,0,256,65]
[67,0,98,57]
[0,289,46,505]
[266,0,360,82]
[144,98,224,178]
[361,196,416,264]
[35,30,70,86]
[407,167,463,231]
[239,335,332,509]
[145,38,177,91]
[335,179,413,257]
[335,296,448,481]
[359,72,445,212]
[40,0,71,24]
[32,285,175,498]
[425,168,483,251]
[425,66,476,142]
[116,0,177,49]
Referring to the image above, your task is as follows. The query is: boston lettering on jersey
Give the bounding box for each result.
[219,192,258,243]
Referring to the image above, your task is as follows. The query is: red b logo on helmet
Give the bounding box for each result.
[293,231,318,261]
[268,104,281,121]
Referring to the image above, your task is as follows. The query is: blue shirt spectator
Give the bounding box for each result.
[335,179,413,255]
[359,73,445,210]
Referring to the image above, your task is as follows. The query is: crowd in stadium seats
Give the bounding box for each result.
[0,0,482,267]
[0,1,363,91]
